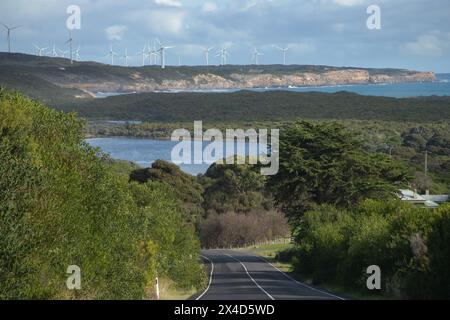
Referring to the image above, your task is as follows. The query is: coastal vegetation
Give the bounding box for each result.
[0,89,205,299]
[274,200,450,299]
[65,91,450,123]
[1,82,449,299]
[266,122,450,299]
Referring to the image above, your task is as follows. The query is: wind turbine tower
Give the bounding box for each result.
[216,47,229,66]
[203,47,214,66]
[275,45,290,65]
[33,44,48,57]
[50,44,59,57]
[147,41,159,65]
[66,31,73,64]
[122,48,131,67]
[157,39,175,69]
[1,23,21,53]
[138,46,147,66]
[252,48,263,65]
[106,45,118,65]
[73,46,81,61]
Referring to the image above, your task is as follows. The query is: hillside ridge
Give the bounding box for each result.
[0,53,436,96]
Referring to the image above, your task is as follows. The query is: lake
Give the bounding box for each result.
[88,75,450,175]
[86,137,267,175]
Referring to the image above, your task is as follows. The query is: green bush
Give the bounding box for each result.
[427,205,450,299]
[290,200,450,298]
[293,205,351,284]
[0,89,205,299]
[0,89,145,299]
[130,160,204,224]
[129,181,206,290]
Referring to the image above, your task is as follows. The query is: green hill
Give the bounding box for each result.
[64,90,450,123]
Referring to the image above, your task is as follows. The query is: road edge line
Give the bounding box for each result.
[196,255,214,300]
[255,255,345,300]
[225,254,275,301]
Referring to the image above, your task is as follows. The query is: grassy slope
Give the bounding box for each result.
[0,71,87,105]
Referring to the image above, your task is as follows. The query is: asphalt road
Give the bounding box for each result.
[196,250,344,301]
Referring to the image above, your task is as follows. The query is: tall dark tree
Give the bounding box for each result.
[269,121,410,225]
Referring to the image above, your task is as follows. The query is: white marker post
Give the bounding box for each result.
[155,277,160,300]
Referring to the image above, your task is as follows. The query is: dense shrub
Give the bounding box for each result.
[427,206,450,299]
[129,181,206,290]
[130,160,204,224]
[0,89,204,299]
[290,200,450,299]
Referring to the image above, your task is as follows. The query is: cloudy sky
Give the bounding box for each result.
[1,0,449,72]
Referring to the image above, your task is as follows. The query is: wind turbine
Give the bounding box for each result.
[73,46,81,61]
[49,44,59,57]
[122,48,131,67]
[203,47,214,66]
[66,31,73,64]
[1,23,21,53]
[147,41,158,65]
[216,47,229,66]
[106,45,118,65]
[58,48,69,58]
[33,44,48,57]
[138,46,147,66]
[274,45,290,65]
[156,39,175,69]
[251,48,263,65]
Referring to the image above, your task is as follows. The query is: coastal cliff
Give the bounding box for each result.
[60,69,436,95]
[0,53,437,96]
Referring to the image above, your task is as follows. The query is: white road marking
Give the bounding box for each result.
[254,255,345,300]
[196,255,214,300]
[225,254,275,301]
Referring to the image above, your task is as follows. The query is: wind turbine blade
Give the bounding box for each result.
[10,25,22,30]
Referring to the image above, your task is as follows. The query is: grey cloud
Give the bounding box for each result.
[0,0,449,71]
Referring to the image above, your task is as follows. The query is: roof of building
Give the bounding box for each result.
[398,189,447,208]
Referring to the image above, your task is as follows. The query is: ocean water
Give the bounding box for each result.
[88,75,450,174]
[94,74,450,98]
[258,73,450,98]
[86,137,268,176]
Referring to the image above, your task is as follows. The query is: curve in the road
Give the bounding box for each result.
[197,250,344,300]
[196,255,214,300]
